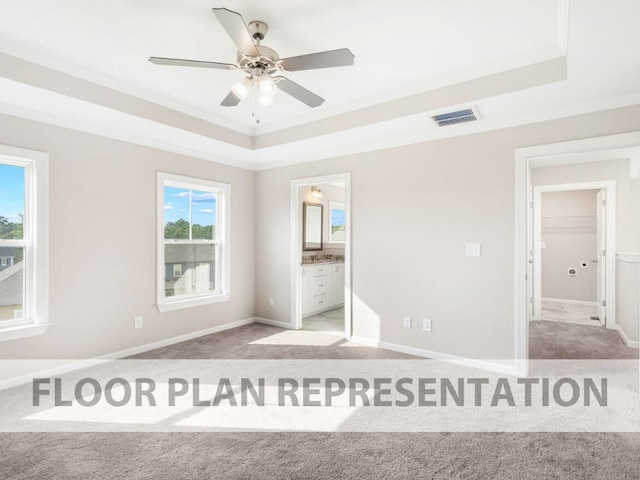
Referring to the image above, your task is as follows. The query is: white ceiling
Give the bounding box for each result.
[0,0,639,169]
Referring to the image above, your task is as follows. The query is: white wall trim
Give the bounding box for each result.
[616,325,639,349]
[350,336,517,376]
[617,252,640,263]
[0,317,255,391]
[254,317,295,329]
[514,131,640,377]
[541,297,598,307]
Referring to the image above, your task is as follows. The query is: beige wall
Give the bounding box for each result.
[541,190,598,302]
[255,105,640,360]
[531,159,638,251]
[0,113,256,359]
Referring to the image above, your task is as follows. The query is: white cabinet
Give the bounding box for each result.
[301,262,345,316]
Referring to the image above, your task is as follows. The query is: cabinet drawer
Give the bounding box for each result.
[313,294,327,310]
[313,276,327,295]
[313,266,327,276]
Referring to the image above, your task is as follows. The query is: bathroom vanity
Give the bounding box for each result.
[300,262,345,316]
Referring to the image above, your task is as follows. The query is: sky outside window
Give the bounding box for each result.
[164,186,217,240]
[0,164,25,239]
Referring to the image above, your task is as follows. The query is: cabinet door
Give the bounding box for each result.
[301,267,314,315]
[335,264,345,305]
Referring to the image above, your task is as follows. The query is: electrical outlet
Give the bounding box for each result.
[269,297,274,306]
[423,319,432,332]
[134,316,143,329]
[403,316,412,328]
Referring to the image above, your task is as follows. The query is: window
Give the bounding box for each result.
[172,264,182,278]
[329,201,346,244]
[0,145,49,342]
[157,172,230,312]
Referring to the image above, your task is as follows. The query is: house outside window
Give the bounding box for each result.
[0,145,49,342]
[157,172,230,312]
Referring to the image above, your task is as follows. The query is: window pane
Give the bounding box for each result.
[0,164,25,240]
[0,246,24,321]
[164,186,190,239]
[331,208,345,242]
[191,190,216,240]
[164,243,216,297]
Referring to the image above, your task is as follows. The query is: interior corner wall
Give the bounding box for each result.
[0,113,256,359]
[540,190,598,303]
[255,105,640,360]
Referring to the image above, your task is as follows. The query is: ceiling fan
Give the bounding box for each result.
[149,8,355,112]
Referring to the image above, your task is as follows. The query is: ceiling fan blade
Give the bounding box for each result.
[149,57,236,70]
[279,48,355,71]
[275,76,324,108]
[220,91,242,107]
[212,8,259,57]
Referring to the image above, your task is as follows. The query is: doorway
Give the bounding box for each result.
[290,173,351,338]
[532,182,615,329]
[514,131,640,375]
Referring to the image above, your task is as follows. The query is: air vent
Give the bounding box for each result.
[430,108,478,127]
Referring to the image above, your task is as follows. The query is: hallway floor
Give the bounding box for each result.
[529,320,638,359]
[302,306,344,334]
[541,299,602,327]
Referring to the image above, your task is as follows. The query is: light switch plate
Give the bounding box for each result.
[403,316,412,328]
[541,242,546,249]
[465,243,481,257]
[423,319,432,332]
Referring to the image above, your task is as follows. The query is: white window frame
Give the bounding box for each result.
[0,145,49,343]
[157,172,231,312]
[328,201,346,244]
[0,258,6,266]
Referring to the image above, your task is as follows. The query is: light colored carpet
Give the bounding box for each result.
[1,322,638,479]
[529,320,638,359]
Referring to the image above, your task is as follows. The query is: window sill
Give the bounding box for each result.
[0,323,50,343]
[157,293,231,313]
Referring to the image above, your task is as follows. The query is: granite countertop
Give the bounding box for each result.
[300,258,345,266]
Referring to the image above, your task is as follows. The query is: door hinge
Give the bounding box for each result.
[602,249,606,257]
[602,199,606,207]
[530,200,533,208]
[602,300,607,307]
[530,297,534,304]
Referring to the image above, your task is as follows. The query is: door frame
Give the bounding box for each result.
[290,173,352,338]
[532,181,616,329]
[514,131,640,377]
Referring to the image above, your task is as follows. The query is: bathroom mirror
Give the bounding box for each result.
[303,202,323,251]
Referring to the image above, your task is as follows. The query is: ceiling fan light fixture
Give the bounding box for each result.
[258,74,278,98]
[231,77,252,100]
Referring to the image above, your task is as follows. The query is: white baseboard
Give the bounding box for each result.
[541,297,598,307]
[349,336,517,376]
[0,317,255,391]
[616,325,639,348]
[254,317,294,329]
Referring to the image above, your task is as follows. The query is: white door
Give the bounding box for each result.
[596,189,606,326]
